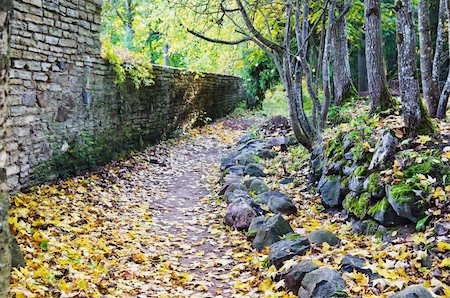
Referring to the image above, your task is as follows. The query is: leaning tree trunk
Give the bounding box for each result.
[437,0,450,119]
[396,0,434,133]
[432,0,447,94]
[365,0,392,112]
[418,0,439,117]
[331,0,353,105]
[0,0,12,295]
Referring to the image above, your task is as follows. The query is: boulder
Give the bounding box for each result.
[220,156,236,171]
[369,132,397,170]
[299,268,346,298]
[223,183,247,201]
[248,178,269,195]
[310,157,325,183]
[236,153,257,166]
[265,136,290,151]
[226,189,251,204]
[368,197,409,227]
[281,261,318,294]
[257,149,276,159]
[269,237,310,268]
[228,165,245,176]
[238,134,253,144]
[218,175,242,195]
[318,175,342,208]
[251,214,294,251]
[224,199,257,230]
[254,192,272,205]
[389,285,433,298]
[247,216,267,239]
[244,163,265,177]
[349,175,365,194]
[386,185,417,222]
[268,192,297,215]
[308,230,339,246]
[434,222,450,236]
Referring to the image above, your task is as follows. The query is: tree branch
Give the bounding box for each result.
[186,28,251,45]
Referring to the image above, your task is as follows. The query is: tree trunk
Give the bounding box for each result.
[365,0,392,112]
[418,0,439,117]
[124,0,134,49]
[163,43,170,67]
[437,0,450,119]
[331,0,353,105]
[0,0,12,295]
[432,0,447,93]
[357,35,368,92]
[396,0,434,133]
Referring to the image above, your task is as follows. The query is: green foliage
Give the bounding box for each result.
[354,166,368,177]
[368,197,390,217]
[102,41,154,88]
[390,183,414,204]
[366,173,381,193]
[260,84,289,117]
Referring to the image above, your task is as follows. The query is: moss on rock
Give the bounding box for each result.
[343,192,371,219]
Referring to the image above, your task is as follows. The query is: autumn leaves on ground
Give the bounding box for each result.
[8,110,450,297]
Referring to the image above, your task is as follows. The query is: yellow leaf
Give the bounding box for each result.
[234,280,249,290]
[417,135,431,144]
[439,258,450,268]
[442,151,450,159]
[259,278,275,293]
[437,241,450,252]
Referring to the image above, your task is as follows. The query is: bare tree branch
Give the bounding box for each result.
[186,28,251,45]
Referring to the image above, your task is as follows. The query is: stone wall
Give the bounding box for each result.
[5,0,247,191]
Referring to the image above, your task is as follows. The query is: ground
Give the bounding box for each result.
[8,116,293,297]
[7,110,450,298]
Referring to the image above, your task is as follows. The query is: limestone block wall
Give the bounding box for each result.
[5,0,247,191]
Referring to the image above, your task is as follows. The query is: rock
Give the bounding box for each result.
[244,163,265,177]
[340,255,376,278]
[228,165,245,176]
[224,199,257,230]
[344,152,354,161]
[257,149,276,159]
[349,175,365,194]
[11,236,25,268]
[299,268,346,298]
[254,192,272,205]
[218,175,242,195]
[434,222,450,236]
[226,189,251,204]
[265,136,290,150]
[223,183,247,200]
[220,156,236,171]
[269,237,310,269]
[389,285,433,298]
[368,197,409,227]
[308,230,339,246]
[248,178,269,195]
[251,214,294,251]
[310,157,325,183]
[236,139,265,154]
[268,192,297,215]
[236,153,256,166]
[369,132,397,170]
[386,185,417,222]
[247,216,267,239]
[319,175,342,208]
[343,162,357,176]
[281,261,318,294]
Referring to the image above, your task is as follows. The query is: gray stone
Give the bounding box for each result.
[244,163,265,177]
[319,175,342,208]
[281,261,318,294]
[82,90,93,106]
[267,192,297,215]
[227,165,245,176]
[269,237,310,268]
[236,152,256,166]
[308,230,339,246]
[254,191,272,205]
[226,189,251,204]
[369,199,409,227]
[434,222,450,236]
[257,149,276,159]
[369,132,397,170]
[55,106,69,122]
[299,268,346,298]
[22,91,36,106]
[238,134,253,144]
[340,255,376,278]
[386,185,417,222]
[349,175,365,194]
[248,178,269,195]
[223,183,247,200]
[389,285,433,298]
[223,199,257,231]
[220,156,236,171]
[251,214,294,251]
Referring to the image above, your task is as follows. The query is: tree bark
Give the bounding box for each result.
[357,35,368,92]
[365,0,392,112]
[432,0,447,93]
[396,0,434,133]
[331,0,353,105]
[0,0,12,295]
[437,0,450,119]
[418,0,439,117]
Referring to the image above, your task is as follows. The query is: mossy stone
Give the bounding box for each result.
[343,192,371,219]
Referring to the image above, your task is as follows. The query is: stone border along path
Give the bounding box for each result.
[219,127,435,298]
